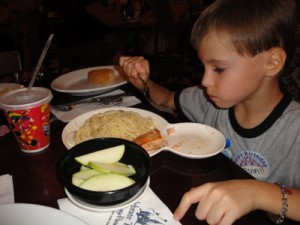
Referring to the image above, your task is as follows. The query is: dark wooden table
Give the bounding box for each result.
[1,83,298,225]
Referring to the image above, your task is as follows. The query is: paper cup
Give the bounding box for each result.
[0,87,53,153]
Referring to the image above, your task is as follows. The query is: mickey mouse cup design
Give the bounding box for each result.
[0,87,53,153]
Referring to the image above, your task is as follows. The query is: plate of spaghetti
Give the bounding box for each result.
[62,107,168,149]
[62,107,226,158]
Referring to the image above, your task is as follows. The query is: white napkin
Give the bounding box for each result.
[51,89,141,123]
[0,174,14,204]
[58,188,181,225]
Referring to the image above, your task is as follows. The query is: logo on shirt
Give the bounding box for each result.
[233,150,270,180]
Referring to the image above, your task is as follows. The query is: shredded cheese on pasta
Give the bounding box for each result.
[74,110,155,144]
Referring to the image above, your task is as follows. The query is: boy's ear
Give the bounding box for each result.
[264,47,286,77]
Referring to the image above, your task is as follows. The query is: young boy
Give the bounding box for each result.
[120,0,300,223]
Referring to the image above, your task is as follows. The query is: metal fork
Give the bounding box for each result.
[52,93,130,111]
[138,77,174,113]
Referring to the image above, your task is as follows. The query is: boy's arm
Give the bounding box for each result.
[173,179,300,224]
[257,181,300,222]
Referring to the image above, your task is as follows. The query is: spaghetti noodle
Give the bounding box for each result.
[74,110,155,144]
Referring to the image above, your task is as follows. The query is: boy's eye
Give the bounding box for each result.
[214,67,225,73]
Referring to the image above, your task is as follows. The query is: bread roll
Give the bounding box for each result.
[88,68,116,85]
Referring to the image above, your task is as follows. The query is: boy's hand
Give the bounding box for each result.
[119,56,150,91]
[174,180,257,225]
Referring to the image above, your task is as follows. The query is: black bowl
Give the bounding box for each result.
[59,138,151,206]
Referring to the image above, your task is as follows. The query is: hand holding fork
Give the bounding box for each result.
[119,56,175,113]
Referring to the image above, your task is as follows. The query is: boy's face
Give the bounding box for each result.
[197,33,268,109]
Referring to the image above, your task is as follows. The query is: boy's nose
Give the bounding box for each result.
[201,72,214,87]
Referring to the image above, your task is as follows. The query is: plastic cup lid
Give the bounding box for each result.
[0,87,53,110]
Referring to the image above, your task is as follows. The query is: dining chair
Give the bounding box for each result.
[0,50,22,83]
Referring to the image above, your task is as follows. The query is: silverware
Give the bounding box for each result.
[138,77,174,113]
[52,92,130,111]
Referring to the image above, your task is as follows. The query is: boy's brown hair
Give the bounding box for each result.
[191,0,298,72]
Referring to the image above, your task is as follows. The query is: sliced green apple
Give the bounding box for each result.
[75,144,125,166]
[88,161,136,176]
[72,177,84,187]
[79,173,135,191]
[73,169,102,180]
[80,165,90,171]
[114,161,128,167]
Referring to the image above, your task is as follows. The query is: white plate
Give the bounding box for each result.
[0,203,87,225]
[62,107,226,159]
[0,83,23,96]
[148,122,226,158]
[50,66,127,96]
[62,107,169,150]
[65,178,150,212]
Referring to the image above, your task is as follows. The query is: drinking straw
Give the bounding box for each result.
[27,33,54,92]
